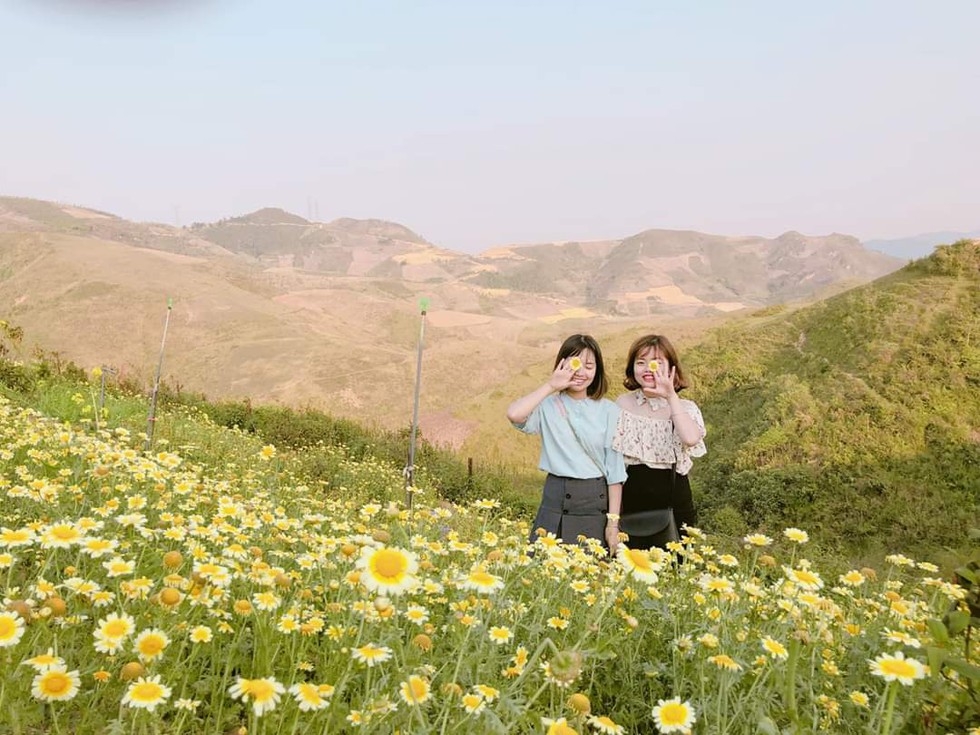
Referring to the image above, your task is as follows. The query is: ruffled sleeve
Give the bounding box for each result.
[682,399,707,461]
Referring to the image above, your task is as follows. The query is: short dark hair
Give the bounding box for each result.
[623,334,689,392]
[553,334,608,399]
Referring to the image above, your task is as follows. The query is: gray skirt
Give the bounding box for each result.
[530,474,608,545]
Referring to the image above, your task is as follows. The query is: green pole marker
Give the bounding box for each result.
[405,296,430,511]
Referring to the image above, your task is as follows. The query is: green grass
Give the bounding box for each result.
[685,240,980,559]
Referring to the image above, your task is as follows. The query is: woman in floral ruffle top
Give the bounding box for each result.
[611,334,706,549]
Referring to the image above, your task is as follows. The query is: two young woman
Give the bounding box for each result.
[507,333,706,551]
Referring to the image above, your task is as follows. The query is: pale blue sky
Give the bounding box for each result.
[2,0,978,252]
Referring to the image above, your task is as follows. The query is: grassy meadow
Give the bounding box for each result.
[0,339,979,734]
[686,241,980,561]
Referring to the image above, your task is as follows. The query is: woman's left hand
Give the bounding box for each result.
[644,361,677,399]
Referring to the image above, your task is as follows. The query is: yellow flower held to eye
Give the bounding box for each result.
[567,356,583,371]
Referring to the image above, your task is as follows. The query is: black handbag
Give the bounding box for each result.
[619,463,681,546]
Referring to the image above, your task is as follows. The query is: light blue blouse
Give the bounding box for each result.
[512,393,627,485]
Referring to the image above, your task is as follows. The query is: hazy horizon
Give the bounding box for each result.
[3,0,978,253]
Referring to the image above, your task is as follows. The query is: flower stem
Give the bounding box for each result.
[784,638,800,725]
[880,682,899,735]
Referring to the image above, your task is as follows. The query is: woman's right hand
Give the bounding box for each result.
[548,358,578,392]
[605,523,621,554]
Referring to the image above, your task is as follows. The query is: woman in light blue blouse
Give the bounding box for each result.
[506,334,626,552]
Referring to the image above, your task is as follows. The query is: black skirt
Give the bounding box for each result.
[621,464,697,549]
[529,474,608,545]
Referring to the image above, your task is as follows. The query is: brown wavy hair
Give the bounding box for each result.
[623,334,689,392]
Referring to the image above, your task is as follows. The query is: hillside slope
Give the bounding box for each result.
[684,240,980,554]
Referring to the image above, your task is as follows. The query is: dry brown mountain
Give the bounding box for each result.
[474,229,898,315]
[0,196,901,448]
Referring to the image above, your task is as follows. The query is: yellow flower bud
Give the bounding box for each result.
[159,588,182,606]
[120,661,145,681]
[440,681,462,696]
[567,692,591,714]
[43,597,67,617]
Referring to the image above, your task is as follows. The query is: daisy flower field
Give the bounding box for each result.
[0,386,976,733]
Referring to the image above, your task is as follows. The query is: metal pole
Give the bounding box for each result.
[404,297,429,510]
[96,365,117,432]
[98,365,117,415]
[145,298,173,452]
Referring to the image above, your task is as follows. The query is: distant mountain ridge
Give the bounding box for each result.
[0,196,900,316]
[0,194,905,441]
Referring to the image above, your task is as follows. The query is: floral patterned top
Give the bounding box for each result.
[611,390,707,476]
